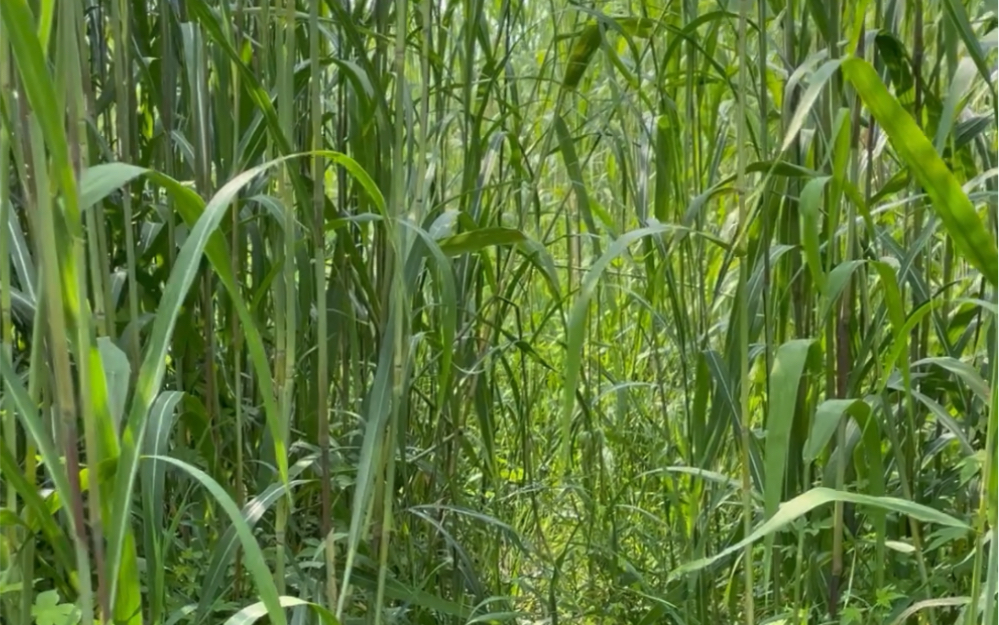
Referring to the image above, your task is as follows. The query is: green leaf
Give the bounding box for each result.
[436,228,527,257]
[805,399,868,464]
[799,177,830,294]
[842,57,998,285]
[140,391,186,625]
[31,590,80,625]
[466,611,526,624]
[934,57,978,152]
[909,390,975,457]
[553,115,601,251]
[762,338,817,579]
[874,31,915,109]
[0,353,80,568]
[912,356,990,403]
[822,260,865,321]
[97,337,131,433]
[194,475,312,624]
[887,597,971,625]
[781,59,843,153]
[764,339,817,518]
[940,0,998,106]
[747,160,820,178]
[562,23,604,89]
[80,163,149,209]
[0,445,75,576]
[670,487,970,579]
[223,597,342,625]
[146,455,288,625]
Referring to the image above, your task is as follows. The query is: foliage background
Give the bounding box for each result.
[0,0,997,624]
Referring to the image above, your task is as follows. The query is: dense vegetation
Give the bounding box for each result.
[1,0,997,624]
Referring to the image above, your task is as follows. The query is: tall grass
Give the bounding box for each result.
[0,0,996,624]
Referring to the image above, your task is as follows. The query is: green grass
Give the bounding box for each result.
[0,0,996,624]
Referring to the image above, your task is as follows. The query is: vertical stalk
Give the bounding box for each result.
[0,29,17,625]
[27,114,94,625]
[273,0,298,595]
[0,6,13,523]
[57,2,109,619]
[966,358,998,625]
[75,3,108,344]
[371,0,412,619]
[159,0,182,393]
[735,3,754,625]
[753,0,779,605]
[230,0,246,600]
[308,0,335,609]
[112,0,140,371]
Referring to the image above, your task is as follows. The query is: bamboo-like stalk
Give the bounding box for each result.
[0,26,18,625]
[230,0,247,602]
[735,3,754,625]
[308,0,335,610]
[112,0,140,374]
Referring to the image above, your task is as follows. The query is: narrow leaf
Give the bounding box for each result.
[842,57,998,285]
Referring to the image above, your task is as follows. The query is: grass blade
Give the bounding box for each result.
[842,57,998,285]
